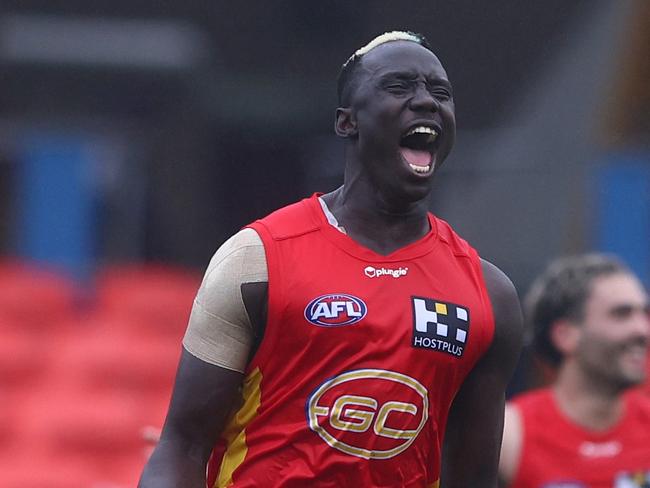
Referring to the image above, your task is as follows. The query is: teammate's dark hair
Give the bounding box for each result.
[337,31,431,106]
[525,254,631,366]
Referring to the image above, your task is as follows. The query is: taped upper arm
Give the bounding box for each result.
[182,228,267,373]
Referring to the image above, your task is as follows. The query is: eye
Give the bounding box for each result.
[385,82,410,93]
[609,305,634,320]
[430,88,452,100]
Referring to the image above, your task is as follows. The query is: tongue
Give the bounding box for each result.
[400,148,432,167]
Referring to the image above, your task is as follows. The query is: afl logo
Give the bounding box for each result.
[304,294,367,327]
[306,369,429,460]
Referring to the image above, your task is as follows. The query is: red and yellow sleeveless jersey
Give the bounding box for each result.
[510,388,650,488]
[207,194,495,487]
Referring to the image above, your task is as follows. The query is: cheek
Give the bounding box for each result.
[577,332,614,357]
[442,107,456,129]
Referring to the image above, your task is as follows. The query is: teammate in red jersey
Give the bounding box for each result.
[140,31,522,488]
[499,254,650,488]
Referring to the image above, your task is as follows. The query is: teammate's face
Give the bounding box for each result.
[342,41,456,203]
[575,273,650,390]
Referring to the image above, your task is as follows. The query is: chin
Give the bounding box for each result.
[398,182,433,205]
[613,372,645,391]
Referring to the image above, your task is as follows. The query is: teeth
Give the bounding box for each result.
[409,164,431,173]
[405,126,438,139]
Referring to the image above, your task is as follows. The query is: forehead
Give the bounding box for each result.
[587,273,648,310]
[358,41,448,82]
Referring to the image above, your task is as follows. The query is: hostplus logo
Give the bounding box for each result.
[364,266,408,279]
[411,296,470,358]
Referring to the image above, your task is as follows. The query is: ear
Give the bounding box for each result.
[550,319,581,357]
[335,107,358,138]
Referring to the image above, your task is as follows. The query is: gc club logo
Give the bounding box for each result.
[304,294,367,327]
[306,369,429,459]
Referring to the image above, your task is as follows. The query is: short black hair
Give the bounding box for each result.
[337,31,431,106]
[525,253,631,366]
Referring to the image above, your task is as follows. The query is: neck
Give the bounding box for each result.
[553,362,625,431]
[321,184,431,255]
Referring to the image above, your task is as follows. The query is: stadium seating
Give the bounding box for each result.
[0,259,199,487]
[0,259,77,333]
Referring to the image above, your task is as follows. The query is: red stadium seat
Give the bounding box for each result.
[20,384,147,456]
[0,443,145,488]
[54,318,181,397]
[0,455,94,488]
[95,263,200,342]
[0,258,77,334]
[0,326,49,389]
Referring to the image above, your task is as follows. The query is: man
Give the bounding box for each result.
[140,31,522,488]
[499,254,650,488]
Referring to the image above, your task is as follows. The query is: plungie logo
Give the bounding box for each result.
[364,266,408,278]
[305,294,367,327]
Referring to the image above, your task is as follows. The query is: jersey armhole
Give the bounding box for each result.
[244,222,283,372]
[475,253,497,360]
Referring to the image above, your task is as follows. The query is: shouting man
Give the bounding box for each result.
[140,31,522,488]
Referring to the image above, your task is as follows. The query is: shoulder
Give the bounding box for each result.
[207,228,264,266]
[432,215,473,258]
[198,228,267,306]
[500,390,552,485]
[480,259,519,320]
[509,388,554,415]
[480,259,523,364]
[203,228,265,277]
[251,196,320,240]
[626,390,650,422]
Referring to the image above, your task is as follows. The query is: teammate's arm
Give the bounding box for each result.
[440,259,523,488]
[138,229,267,488]
[498,403,524,487]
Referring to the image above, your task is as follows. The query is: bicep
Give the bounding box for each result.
[441,260,523,487]
[160,348,244,458]
[166,227,268,444]
[182,227,267,373]
[441,353,508,487]
[139,350,244,487]
[140,230,267,486]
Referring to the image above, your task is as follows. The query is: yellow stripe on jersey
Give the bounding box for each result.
[428,480,440,488]
[215,367,263,488]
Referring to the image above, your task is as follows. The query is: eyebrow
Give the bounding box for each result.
[608,303,650,315]
[378,71,452,88]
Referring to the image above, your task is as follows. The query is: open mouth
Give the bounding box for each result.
[399,125,439,175]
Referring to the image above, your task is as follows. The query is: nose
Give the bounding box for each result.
[632,309,650,341]
[409,83,438,113]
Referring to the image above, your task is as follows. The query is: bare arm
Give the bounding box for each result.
[498,403,524,487]
[139,228,268,487]
[138,350,244,488]
[441,259,523,488]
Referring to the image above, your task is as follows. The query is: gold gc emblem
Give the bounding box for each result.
[306,369,429,459]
